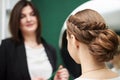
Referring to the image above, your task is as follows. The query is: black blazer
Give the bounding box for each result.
[0,38,57,80]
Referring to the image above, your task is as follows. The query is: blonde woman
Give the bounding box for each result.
[66,9,120,80]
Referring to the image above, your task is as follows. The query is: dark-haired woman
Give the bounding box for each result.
[0,0,69,80]
[66,9,120,80]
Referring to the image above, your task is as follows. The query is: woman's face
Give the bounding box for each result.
[20,5,38,34]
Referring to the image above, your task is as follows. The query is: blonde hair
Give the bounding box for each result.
[67,9,119,62]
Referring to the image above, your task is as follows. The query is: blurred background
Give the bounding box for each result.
[0,0,88,65]
[0,0,120,79]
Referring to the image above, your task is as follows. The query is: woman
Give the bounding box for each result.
[66,9,120,80]
[0,0,69,80]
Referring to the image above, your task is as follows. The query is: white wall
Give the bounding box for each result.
[0,1,2,42]
[0,0,6,44]
[0,0,19,44]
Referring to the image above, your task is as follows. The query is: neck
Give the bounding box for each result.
[81,62,107,74]
[82,66,107,74]
[23,33,39,48]
[78,43,107,75]
[80,66,108,78]
[23,33,37,43]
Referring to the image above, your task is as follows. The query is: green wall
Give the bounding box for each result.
[32,0,89,66]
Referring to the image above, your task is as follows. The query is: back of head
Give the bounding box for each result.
[67,9,119,62]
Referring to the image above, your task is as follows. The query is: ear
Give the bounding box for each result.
[70,34,80,49]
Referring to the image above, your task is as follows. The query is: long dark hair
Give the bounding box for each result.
[9,0,41,44]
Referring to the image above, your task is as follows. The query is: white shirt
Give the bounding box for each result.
[75,76,120,80]
[111,68,120,75]
[25,45,53,79]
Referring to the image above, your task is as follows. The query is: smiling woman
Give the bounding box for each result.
[0,0,69,80]
[20,5,38,35]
